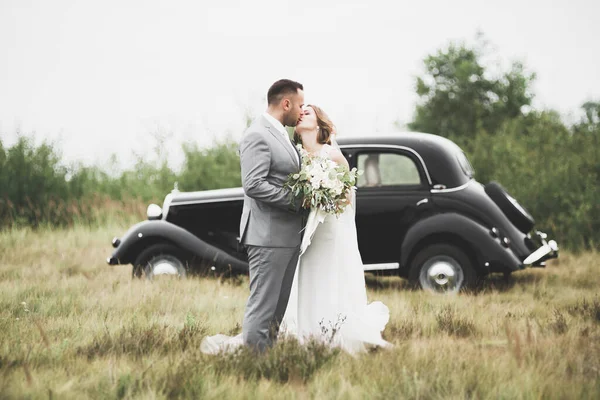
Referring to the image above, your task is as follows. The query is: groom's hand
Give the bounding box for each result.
[336,189,353,209]
[337,196,351,208]
[288,190,305,213]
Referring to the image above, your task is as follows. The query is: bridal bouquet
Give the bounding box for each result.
[285,144,361,216]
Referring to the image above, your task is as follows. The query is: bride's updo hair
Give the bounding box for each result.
[294,104,335,145]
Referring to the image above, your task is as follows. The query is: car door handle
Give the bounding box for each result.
[416,198,428,206]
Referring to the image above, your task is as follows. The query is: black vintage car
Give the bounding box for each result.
[107,132,559,293]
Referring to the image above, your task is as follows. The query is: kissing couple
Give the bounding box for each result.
[201,79,392,355]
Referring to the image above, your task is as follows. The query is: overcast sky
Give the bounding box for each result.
[1,0,598,171]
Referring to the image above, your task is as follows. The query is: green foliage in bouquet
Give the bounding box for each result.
[285,145,362,216]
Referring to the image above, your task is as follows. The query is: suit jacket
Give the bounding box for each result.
[239,115,305,247]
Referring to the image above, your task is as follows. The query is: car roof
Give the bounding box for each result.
[336,131,470,187]
[169,132,471,206]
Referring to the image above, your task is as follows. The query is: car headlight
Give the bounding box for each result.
[147,203,162,220]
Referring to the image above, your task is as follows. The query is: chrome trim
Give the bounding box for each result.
[506,192,531,219]
[523,232,559,265]
[523,243,553,265]
[162,193,174,220]
[430,179,472,194]
[363,262,399,271]
[170,197,244,206]
[338,144,433,186]
[162,187,245,214]
[416,198,429,206]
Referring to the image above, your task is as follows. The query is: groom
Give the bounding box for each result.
[238,79,306,353]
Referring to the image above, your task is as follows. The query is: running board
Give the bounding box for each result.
[363,262,399,271]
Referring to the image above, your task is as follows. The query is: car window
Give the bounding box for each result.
[356,152,422,188]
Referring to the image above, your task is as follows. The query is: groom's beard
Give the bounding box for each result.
[283,114,299,127]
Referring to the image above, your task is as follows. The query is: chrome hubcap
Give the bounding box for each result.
[146,255,185,279]
[420,256,464,293]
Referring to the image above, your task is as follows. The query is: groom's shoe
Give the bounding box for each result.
[243,322,274,354]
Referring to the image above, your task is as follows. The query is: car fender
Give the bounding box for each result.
[108,220,248,272]
[400,213,522,273]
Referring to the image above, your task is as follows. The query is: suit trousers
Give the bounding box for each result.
[242,245,300,353]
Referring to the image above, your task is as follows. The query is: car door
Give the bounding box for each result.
[343,147,431,266]
[167,199,245,259]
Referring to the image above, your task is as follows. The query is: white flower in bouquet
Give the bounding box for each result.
[285,144,362,216]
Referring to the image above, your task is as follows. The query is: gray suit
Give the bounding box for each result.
[239,115,305,352]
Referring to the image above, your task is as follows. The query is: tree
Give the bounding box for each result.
[465,109,599,250]
[178,139,241,191]
[579,101,600,130]
[409,36,536,140]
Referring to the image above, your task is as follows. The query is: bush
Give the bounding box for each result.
[0,134,242,229]
[0,135,73,227]
[178,139,241,191]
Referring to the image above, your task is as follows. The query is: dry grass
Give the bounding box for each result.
[0,226,599,399]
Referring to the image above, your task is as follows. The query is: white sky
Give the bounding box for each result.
[1,0,598,171]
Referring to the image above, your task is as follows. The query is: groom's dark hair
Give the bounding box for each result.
[267,79,303,105]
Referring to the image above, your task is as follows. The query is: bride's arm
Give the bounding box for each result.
[327,146,353,207]
[328,147,349,169]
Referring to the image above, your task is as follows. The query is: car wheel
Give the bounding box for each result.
[133,243,188,280]
[409,244,477,293]
[484,181,535,233]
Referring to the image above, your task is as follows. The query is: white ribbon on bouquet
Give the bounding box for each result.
[299,208,328,256]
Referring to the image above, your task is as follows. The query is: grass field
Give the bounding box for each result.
[0,225,599,399]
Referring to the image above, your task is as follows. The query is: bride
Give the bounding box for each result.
[201,105,392,355]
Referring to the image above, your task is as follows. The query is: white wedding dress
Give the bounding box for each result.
[200,145,392,355]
